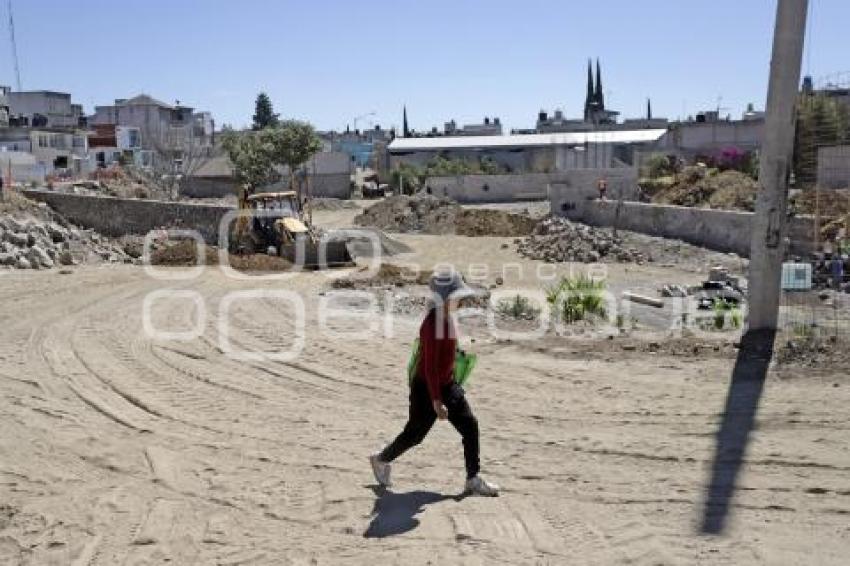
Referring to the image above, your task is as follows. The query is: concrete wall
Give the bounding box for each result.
[0,151,44,184]
[391,143,635,174]
[307,173,350,199]
[181,176,238,199]
[22,189,233,244]
[425,168,638,204]
[550,189,814,257]
[817,145,850,189]
[658,119,764,154]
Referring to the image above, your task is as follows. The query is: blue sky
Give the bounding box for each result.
[1,0,845,132]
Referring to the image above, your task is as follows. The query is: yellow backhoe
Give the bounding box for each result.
[231,189,353,269]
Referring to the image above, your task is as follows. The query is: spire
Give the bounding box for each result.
[584,59,595,121]
[647,98,652,120]
[595,58,604,109]
[402,105,410,137]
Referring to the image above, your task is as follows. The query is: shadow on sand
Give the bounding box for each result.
[363,485,463,538]
[700,329,776,534]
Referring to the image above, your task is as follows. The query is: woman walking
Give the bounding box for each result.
[370,269,499,496]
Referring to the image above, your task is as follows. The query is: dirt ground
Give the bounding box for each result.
[0,204,848,565]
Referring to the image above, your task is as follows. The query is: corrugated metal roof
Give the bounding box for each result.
[388,129,666,152]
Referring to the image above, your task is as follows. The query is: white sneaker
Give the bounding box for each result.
[369,453,392,487]
[465,475,499,497]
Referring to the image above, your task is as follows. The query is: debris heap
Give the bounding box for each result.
[354,194,536,236]
[355,194,459,234]
[516,217,648,263]
[0,216,130,270]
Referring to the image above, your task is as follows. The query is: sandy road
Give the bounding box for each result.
[0,251,849,564]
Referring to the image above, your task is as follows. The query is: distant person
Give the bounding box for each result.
[597,177,608,200]
[370,269,499,497]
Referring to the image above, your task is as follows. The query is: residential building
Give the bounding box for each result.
[0,86,9,127]
[88,124,148,168]
[658,111,764,156]
[802,74,850,108]
[0,127,89,175]
[91,94,214,168]
[444,117,503,136]
[535,109,587,133]
[6,89,82,128]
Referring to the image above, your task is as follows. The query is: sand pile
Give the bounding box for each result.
[354,194,536,236]
[517,217,648,263]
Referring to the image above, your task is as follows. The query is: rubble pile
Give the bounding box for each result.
[0,216,131,270]
[456,208,536,237]
[517,217,649,263]
[354,194,459,234]
[354,194,536,237]
[650,168,759,211]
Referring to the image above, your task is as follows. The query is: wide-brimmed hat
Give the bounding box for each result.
[429,268,478,303]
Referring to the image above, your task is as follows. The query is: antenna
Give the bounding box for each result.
[8,0,22,90]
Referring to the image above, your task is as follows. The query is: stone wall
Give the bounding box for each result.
[22,189,233,244]
[424,168,638,204]
[550,188,814,257]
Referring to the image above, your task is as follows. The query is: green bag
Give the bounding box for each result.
[406,338,477,387]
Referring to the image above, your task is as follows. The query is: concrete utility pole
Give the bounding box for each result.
[747,0,808,330]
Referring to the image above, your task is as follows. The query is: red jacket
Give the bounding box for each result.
[417,308,456,402]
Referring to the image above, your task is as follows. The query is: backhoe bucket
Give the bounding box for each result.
[281,236,354,270]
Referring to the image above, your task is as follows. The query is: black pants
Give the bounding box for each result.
[380,377,480,479]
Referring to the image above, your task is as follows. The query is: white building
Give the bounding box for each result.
[389,129,667,173]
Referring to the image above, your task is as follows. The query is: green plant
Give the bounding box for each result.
[712,299,740,330]
[713,311,726,330]
[730,308,743,329]
[221,128,278,190]
[266,120,322,183]
[792,323,815,339]
[252,92,279,131]
[644,153,674,179]
[390,162,424,194]
[496,294,541,320]
[546,275,607,324]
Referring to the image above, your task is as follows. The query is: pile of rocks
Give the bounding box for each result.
[0,216,131,270]
[516,217,649,263]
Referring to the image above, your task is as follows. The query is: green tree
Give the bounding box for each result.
[252,92,279,131]
[220,128,277,191]
[265,120,322,176]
